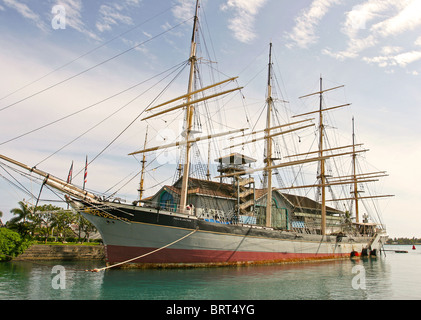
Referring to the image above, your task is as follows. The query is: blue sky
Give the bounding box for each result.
[0,0,420,238]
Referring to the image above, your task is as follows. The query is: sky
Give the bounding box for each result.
[0,0,420,238]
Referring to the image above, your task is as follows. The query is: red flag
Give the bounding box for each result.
[67,161,73,183]
[83,156,88,190]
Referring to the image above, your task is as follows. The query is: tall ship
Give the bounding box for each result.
[0,1,392,268]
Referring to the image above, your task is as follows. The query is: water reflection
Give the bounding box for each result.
[98,258,393,300]
[0,261,105,300]
[2,248,420,300]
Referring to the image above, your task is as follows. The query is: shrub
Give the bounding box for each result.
[0,228,32,261]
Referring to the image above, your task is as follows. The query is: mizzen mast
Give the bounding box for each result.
[138,126,148,203]
[297,77,347,236]
[265,43,274,228]
[351,117,360,223]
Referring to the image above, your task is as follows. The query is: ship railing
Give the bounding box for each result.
[290,218,343,235]
[141,201,199,218]
[217,164,248,172]
[138,201,181,213]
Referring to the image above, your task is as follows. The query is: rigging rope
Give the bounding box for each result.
[88,227,199,272]
[0,5,176,103]
[72,62,190,179]
[35,60,189,168]
[0,61,188,148]
[0,17,193,113]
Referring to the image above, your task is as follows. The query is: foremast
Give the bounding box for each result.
[179,0,200,211]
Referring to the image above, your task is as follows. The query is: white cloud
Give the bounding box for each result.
[95,0,143,34]
[363,50,421,68]
[2,0,48,31]
[96,4,134,33]
[54,0,100,41]
[121,37,157,60]
[380,46,403,55]
[322,35,377,60]
[172,0,196,22]
[320,0,395,57]
[315,0,421,71]
[143,31,152,38]
[341,0,399,38]
[371,0,421,38]
[1,0,99,39]
[285,0,342,48]
[393,51,421,67]
[220,0,268,43]
[125,0,141,6]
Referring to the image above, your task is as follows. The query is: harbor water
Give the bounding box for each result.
[0,245,420,300]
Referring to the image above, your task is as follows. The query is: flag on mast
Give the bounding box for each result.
[83,156,88,190]
[67,161,73,184]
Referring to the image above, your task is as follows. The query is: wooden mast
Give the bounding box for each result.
[179,0,199,212]
[352,117,360,223]
[265,43,273,228]
[318,76,327,236]
[296,79,351,235]
[138,126,148,203]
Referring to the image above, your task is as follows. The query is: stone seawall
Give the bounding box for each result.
[14,244,105,261]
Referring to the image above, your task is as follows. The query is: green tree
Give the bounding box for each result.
[52,209,75,242]
[6,201,98,244]
[0,210,3,227]
[9,201,31,223]
[30,204,57,242]
[0,228,31,261]
[8,201,33,237]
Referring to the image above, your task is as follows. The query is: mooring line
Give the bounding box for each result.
[87,227,199,272]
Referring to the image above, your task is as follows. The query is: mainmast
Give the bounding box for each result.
[179,0,200,211]
[265,43,274,228]
[318,77,327,236]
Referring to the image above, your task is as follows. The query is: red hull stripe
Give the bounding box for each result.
[106,245,349,266]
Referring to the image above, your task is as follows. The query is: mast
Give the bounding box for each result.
[206,139,211,181]
[265,43,273,228]
[0,154,99,203]
[318,76,327,236]
[352,117,360,222]
[296,78,350,235]
[139,126,148,203]
[179,0,199,211]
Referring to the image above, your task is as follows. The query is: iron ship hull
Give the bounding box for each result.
[71,199,386,268]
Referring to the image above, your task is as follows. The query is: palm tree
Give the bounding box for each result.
[10,201,32,223]
[9,201,33,237]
